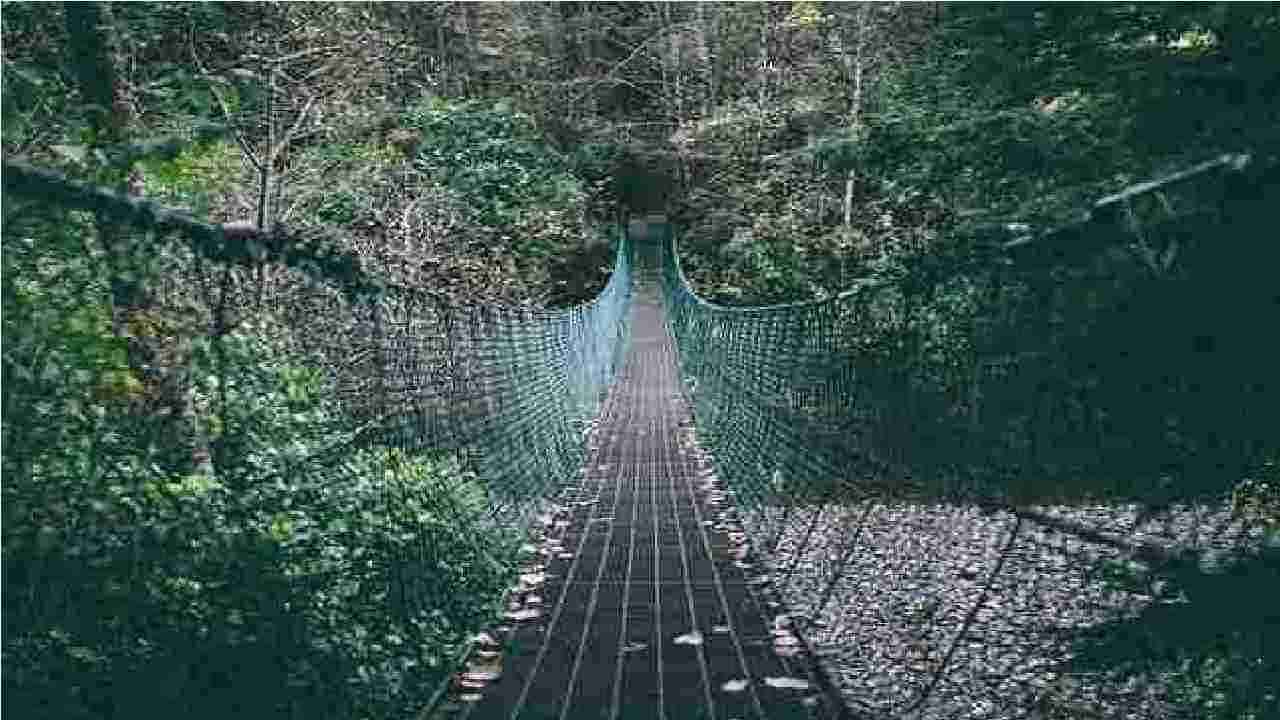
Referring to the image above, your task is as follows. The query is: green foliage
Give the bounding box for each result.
[410,100,569,202]
[1075,545,1280,720]
[289,98,616,305]
[672,4,1280,306]
[1233,464,1280,533]
[137,139,242,205]
[2,214,518,719]
[407,99,593,258]
[862,4,1278,231]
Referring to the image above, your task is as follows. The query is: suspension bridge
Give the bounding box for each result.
[3,153,1278,720]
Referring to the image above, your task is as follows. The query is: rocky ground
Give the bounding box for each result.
[741,499,1274,719]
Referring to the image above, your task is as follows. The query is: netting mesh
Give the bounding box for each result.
[2,161,630,716]
[659,155,1280,718]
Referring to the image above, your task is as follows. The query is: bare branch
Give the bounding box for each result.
[189,31,262,172]
[269,94,318,168]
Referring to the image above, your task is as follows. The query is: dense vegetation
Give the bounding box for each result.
[4,3,1278,719]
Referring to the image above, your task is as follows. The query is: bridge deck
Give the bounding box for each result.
[434,272,841,720]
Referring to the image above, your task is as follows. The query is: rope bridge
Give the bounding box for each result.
[3,152,1278,720]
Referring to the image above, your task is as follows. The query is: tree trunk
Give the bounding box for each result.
[581,3,596,121]
[841,3,870,261]
[64,2,124,147]
[463,3,478,94]
[256,51,276,235]
[755,4,770,167]
[435,7,450,96]
[696,1,713,117]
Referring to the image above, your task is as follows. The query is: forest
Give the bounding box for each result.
[3,3,1279,719]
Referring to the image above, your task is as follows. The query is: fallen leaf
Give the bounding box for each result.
[721,678,749,693]
[673,631,704,646]
[507,608,542,621]
[764,677,810,690]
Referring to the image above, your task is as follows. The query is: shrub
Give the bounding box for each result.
[2,217,517,719]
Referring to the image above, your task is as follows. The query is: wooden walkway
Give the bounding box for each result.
[432,243,844,720]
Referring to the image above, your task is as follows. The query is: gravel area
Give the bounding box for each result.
[739,499,1274,719]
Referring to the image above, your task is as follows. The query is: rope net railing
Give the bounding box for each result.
[2,162,631,719]
[657,153,1280,719]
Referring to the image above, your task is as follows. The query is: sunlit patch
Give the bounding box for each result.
[463,668,501,683]
[673,630,704,646]
[506,607,542,621]
[764,676,810,690]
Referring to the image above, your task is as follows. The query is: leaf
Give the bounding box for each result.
[51,144,88,166]
[471,631,499,647]
[673,631,704,646]
[722,678,749,693]
[10,65,45,87]
[506,608,542,622]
